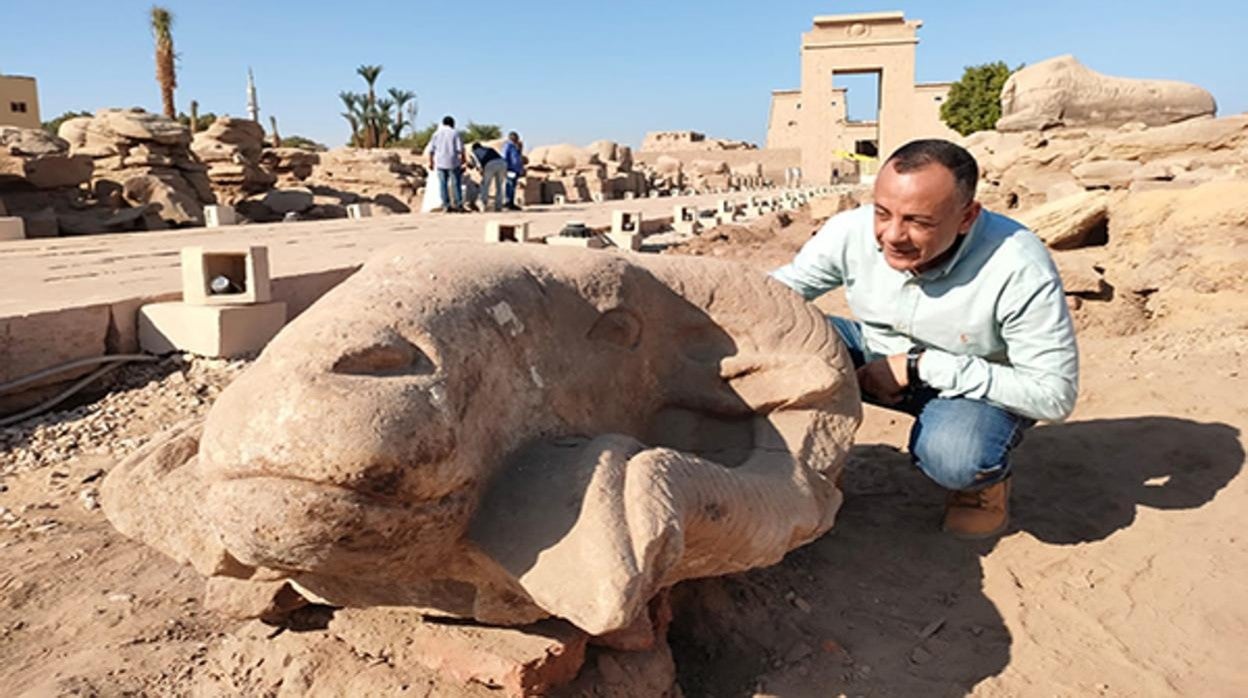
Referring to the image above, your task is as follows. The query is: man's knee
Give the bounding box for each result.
[911,421,1010,491]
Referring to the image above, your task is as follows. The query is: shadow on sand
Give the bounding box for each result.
[668,416,1243,696]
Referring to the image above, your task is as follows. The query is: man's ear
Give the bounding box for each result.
[959,200,982,235]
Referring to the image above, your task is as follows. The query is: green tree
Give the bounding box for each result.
[176,110,217,132]
[939,61,1020,136]
[42,110,92,136]
[150,6,178,119]
[389,122,438,152]
[281,136,328,151]
[337,66,419,148]
[387,88,417,142]
[460,121,502,144]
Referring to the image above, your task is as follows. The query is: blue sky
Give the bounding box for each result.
[3,1,1244,148]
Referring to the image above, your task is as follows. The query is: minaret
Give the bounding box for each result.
[246,68,259,122]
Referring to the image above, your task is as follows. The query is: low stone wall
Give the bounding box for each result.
[0,265,360,416]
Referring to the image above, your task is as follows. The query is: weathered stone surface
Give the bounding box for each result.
[260,147,320,183]
[331,608,588,697]
[1071,159,1139,189]
[0,127,94,190]
[261,187,314,214]
[1017,190,1109,250]
[1105,180,1248,294]
[687,159,729,176]
[103,244,861,636]
[191,118,276,203]
[1051,250,1107,295]
[203,578,309,622]
[808,192,863,221]
[998,55,1216,132]
[100,421,253,577]
[523,142,644,202]
[123,173,203,225]
[307,148,423,212]
[1,126,68,157]
[529,143,584,170]
[1089,114,1248,162]
[91,108,192,146]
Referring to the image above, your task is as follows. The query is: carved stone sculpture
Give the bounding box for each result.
[998,55,1216,132]
[103,243,861,635]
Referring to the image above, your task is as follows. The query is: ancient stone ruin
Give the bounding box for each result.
[963,55,1248,333]
[522,140,647,204]
[0,107,437,236]
[101,243,861,694]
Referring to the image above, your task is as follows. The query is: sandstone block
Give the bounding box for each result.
[0,216,24,241]
[138,301,287,358]
[611,210,642,235]
[180,245,273,306]
[1017,190,1109,250]
[1072,159,1139,189]
[485,220,533,243]
[203,205,237,228]
[330,609,588,697]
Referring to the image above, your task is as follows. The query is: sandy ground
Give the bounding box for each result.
[1,213,1246,696]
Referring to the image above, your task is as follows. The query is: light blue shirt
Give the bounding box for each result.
[424,125,464,170]
[771,205,1079,422]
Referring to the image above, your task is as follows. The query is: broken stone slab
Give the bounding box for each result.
[1050,250,1108,296]
[259,187,314,215]
[331,609,588,697]
[122,173,204,226]
[91,107,192,146]
[1017,190,1109,250]
[203,577,309,622]
[1071,159,1139,189]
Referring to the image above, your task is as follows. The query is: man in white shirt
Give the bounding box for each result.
[423,116,466,212]
[772,139,1079,538]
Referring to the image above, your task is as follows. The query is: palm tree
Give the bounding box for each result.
[374,98,395,147]
[150,6,177,119]
[387,88,416,142]
[339,91,361,145]
[354,65,384,147]
[356,65,382,104]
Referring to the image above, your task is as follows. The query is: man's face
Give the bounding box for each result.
[872,161,980,273]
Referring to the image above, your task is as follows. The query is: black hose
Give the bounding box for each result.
[0,354,159,395]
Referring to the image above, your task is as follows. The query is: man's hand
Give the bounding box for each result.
[856,353,909,404]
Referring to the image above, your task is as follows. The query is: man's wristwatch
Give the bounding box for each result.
[906,346,926,392]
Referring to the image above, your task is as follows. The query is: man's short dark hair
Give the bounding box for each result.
[508,131,519,140]
[884,139,979,203]
[442,115,455,127]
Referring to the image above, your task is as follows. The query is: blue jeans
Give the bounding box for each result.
[831,317,1032,491]
[505,170,519,206]
[437,167,463,209]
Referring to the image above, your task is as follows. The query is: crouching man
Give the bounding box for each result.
[772,140,1079,538]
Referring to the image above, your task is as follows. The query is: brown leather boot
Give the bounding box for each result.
[942,478,1010,539]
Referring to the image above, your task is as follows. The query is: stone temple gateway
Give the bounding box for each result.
[766,11,960,183]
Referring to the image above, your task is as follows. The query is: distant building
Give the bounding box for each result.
[765,11,959,183]
[0,74,40,129]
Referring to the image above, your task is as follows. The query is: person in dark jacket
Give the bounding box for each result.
[470,142,507,212]
[501,132,525,211]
